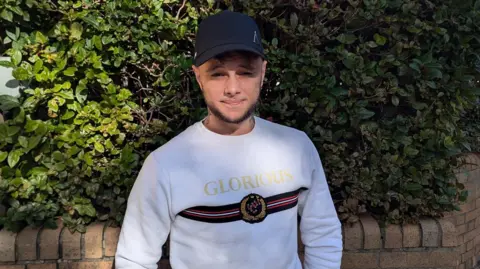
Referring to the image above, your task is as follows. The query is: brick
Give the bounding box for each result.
[85,222,104,258]
[359,214,380,249]
[462,248,474,262]
[466,256,474,269]
[457,224,466,235]
[104,226,121,256]
[466,208,480,223]
[62,228,81,259]
[384,224,402,248]
[382,250,459,268]
[467,220,476,231]
[459,262,466,269]
[341,252,379,269]
[438,219,458,247]
[457,213,466,225]
[425,250,459,267]
[0,266,25,269]
[460,201,475,213]
[379,252,407,268]
[27,264,57,269]
[59,261,113,269]
[463,227,479,243]
[396,250,458,268]
[459,242,466,255]
[17,226,41,260]
[467,239,474,251]
[475,216,480,228]
[39,219,63,259]
[458,234,464,245]
[0,229,16,262]
[343,221,362,250]
[476,244,480,256]
[420,218,440,247]
[456,170,470,184]
[402,223,421,248]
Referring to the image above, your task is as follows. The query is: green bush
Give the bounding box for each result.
[0,0,479,232]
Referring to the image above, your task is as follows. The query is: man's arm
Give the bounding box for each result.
[298,136,343,269]
[115,153,173,269]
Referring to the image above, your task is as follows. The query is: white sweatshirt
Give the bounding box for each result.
[115,116,343,269]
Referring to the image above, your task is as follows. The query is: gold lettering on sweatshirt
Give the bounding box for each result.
[204,170,295,196]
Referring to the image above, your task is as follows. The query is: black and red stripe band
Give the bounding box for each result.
[178,187,307,224]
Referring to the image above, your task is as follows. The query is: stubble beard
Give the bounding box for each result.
[206,97,258,125]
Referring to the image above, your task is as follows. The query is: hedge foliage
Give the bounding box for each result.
[0,0,479,232]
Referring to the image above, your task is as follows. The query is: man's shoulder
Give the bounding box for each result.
[147,123,199,162]
[257,116,311,144]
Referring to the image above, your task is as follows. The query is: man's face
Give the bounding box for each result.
[192,51,267,124]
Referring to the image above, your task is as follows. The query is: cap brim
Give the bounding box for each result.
[193,43,265,67]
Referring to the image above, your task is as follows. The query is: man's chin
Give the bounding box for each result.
[211,109,253,125]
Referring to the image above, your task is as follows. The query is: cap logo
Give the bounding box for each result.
[253,31,259,44]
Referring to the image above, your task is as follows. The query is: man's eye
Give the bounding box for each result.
[240,72,253,76]
[211,73,224,77]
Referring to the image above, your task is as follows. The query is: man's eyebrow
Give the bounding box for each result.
[206,63,223,73]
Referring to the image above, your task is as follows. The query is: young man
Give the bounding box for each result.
[115,10,343,269]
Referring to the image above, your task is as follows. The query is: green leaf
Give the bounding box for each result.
[28,135,43,149]
[8,149,22,168]
[1,9,13,22]
[0,95,20,111]
[9,6,23,16]
[7,126,20,137]
[374,33,387,45]
[405,183,423,192]
[0,151,8,162]
[12,67,29,80]
[61,110,75,120]
[94,142,105,153]
[427,68,442,79]
[25,119,39,132]
[12,50,22,66]
[6,30,16,41]
[35,31,48,44]
[74,204,96,217]
[75,87,87,103]
[472,88,480,95]
[48,99,59,112]
[18,136,28,148]
[63,67,77,77]
[336,33,357,44]
[70,22,83,39]
[391,96,399,106]
[357,108,375,119]
[53,151,64,161]
[330,88,349,97]
[404,147,419,156]
[33,59,44,74]
[92,35,102,50]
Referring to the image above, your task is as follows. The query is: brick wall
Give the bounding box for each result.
[0,153,478,269]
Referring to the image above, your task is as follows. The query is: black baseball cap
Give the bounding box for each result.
[193,10,265,67]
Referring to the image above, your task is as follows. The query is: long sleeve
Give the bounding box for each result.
[298,137,343,269]
[115,153,173,269]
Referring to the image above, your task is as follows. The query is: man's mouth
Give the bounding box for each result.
[222,100,244,106]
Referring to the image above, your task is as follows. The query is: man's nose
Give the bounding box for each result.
[224,76,241,96]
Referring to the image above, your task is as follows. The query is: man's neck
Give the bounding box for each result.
[203,115,255,136]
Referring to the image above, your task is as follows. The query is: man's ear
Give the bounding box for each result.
[260,60,267,87]
[192,65,203,91]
